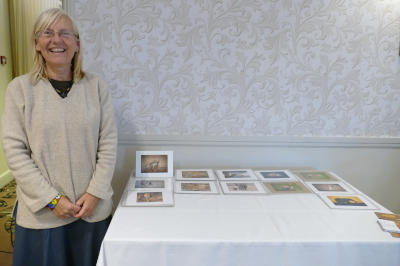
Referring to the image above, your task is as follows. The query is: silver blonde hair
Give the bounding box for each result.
[31,8,84,83]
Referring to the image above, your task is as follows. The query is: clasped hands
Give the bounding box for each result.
[53,192,99,219]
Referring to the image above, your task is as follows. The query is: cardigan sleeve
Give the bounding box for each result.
[86,78,117,199]
[1,78,59,213]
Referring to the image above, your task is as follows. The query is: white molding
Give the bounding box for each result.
[0,170,13,189]
[118,135,400,148]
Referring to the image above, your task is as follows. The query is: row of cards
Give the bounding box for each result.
[122,169,379,210]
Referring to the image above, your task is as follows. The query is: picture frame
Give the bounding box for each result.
[175,169,216,181]
[254,170,298,182]
[135,151,173,178]
[175,181,219,194]
[319,194,378,210]
[216,169,258,181]
[306,181,354,194]
[220,181,266,194]
[263,181,311,194]
[293,171,339,182]
[127,177,173,191]
[122,190,174,207]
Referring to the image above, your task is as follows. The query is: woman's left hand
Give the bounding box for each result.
[74,192,100,218]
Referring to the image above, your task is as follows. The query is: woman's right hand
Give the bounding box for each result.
[53,196,81,219]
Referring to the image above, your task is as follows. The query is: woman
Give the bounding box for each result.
[1,8,117,266]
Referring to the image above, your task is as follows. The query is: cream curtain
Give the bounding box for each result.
[9,0,61,77]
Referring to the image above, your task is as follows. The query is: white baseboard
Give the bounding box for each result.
[0,170,13,189]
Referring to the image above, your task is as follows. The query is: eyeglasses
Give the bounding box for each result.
[36,29,78,40]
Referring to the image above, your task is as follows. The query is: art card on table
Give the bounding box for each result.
[375,212,400,237]
[136,151,173,178]
[127,177,173,191]
[175,181,219,194]
[123,190,174,207]
[216,169,258,181]
[306,181,354,194]
[175,169,216,181]
[263,182,311,194]
[375,212,400,221]
[319,194,378,210]
[220,181,266,194]
[377,219,400,234]
[254,170,298,182]
[294,171,339,182]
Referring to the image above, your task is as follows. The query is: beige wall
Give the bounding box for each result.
[0,0,13,174]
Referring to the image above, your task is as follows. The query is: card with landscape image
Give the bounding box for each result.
[127,177,173,191]
[123,190,174,207]
[175,181,219,194]
[254,170,298,181]
[220,181,266,194]
[319,194,378,210]
[294,171,339,182]
[216,169,258,181]
[175,169,216,180]
[306,181,354,194]
[263,181,311,194]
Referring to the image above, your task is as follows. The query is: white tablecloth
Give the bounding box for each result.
[97,187,400,266]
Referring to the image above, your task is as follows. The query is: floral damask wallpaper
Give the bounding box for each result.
[73,0,400,137]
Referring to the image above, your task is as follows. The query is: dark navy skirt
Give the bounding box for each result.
[12,213,111,266]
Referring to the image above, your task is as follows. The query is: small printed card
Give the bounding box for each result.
[175,169,216,180]
[377,219,400,233]
[136,151,173,178]
[216,169,258,181]
[123,190,174,207]
[220,181,266,194]
[306,182,354,194]
[375,212,400,221]
[263,182,311,194]
[254,170,298,182]
[390,232,400,238]
[175,181,219,194]
[294,171,339,182]
[127,177,173,191]
[319,194,378,210]
[375,212,400,237]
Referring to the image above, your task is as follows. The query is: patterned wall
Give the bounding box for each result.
[73,0,400,137]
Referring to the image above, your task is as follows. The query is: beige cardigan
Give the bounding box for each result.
[1,73,117,229]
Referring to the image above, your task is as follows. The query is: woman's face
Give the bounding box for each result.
[35,16,79,71]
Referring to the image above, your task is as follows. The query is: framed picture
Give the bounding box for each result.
[294,171,339,182]
[220,181,266,194]
[306,181,354,194]
[263,182,311,194]
[175,181,219,194]
[175,169,216,181]
[135,151,173,178]
[319,194,378,210]
[254,170,298,182]
[123,190,174,207]
[127,177,173,191]
[216,169,258,181]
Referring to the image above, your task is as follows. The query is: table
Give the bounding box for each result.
[97,180,400,266]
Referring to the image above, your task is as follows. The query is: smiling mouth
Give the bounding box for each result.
[49,48,66,53]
